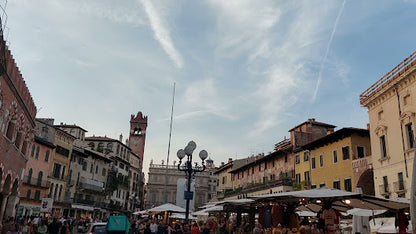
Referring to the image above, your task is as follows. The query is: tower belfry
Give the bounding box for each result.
[129,111,148,165]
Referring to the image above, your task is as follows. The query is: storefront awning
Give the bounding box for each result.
[72,204,94,211]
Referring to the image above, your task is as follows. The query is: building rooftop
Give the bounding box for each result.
[360,51,416,106]
[301,127,369,151]
[288,118,336,132]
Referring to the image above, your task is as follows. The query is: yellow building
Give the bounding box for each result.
[49,127,75,216]
[293,149,311,190]
[299,128,372,194]
[360,51,416,199]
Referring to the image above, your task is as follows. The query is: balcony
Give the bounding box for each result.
[393,180,406,193]
[379,184,390,195]
[22,175,50,188]
[79,178,104,192]
[352,156,372,170]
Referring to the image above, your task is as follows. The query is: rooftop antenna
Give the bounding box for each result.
[164,82,176,203]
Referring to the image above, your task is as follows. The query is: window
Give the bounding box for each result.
[31,144,35,157]
[378,110,384,120]
[102,168,106,176]
[95,165,98,174]
[272,160,275,167]
[295,173,301,184]
[247,169,249,176]
[252,167,254,174]
[120,163,125,170]
[311,184,317,189]
[319,155,323,167]
[45,150,49,162]
[241,171,244,178]
[382,176,389,193]
[259,164,261,171]
[6,120,15,140]
[34,190,41,200]
[28,168,33,184]
[304,151,309,161]
[380,136,387,159]
[37,171,43,187]
[311,157,316,169]
[82,161,87,171]
[406,123,414,149]
[342,146,350,160]
[88,142,95,150]
[320,183,325,188]
[52,163,61,179]
[14,132,22,148]
[35,146,40,159]
[285,154,288,162]
[264,162,267,170]
[26,189,31,199]
[357,146,365,159]
[97,143,104,152]
[333,180,340,190]
[304,171,310,182]
[398,172,404,190]
[295,155,300,164]
[90,164,93,173]
[333,150,338,163]
[222,176,226,184]
[344,178,352,192]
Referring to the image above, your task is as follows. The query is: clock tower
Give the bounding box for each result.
[128,111,148,165]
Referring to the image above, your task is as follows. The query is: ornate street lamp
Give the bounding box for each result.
[177,141,208,223]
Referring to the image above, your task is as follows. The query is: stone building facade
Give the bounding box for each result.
[360,51,416,199]
[145,159,217,210]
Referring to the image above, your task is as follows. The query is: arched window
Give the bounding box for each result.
[45,150,50,162]
[97,143,104,152]
[31,144,35,157]
[28,168,33,184]
[107,143,113,152]
[37,171,43,186]
[35,146,40,159]
[14,131,22,148]
[6,120,16,140]
[88,142,95,150]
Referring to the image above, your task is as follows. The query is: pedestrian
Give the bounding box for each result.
[149,220,157,234]
[48,218,60,234]
[190,223,199,234]
[20,220,29,234]
[36,220,47,234]
[7,223,21,234]
[157,221,165,234]
[60,221,69,234]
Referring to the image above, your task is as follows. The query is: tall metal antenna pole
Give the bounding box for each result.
[164,82,176,203]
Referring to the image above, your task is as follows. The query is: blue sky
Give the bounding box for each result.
[4,0,416,177]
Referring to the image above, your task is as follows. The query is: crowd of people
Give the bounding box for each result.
[1,215,104,234]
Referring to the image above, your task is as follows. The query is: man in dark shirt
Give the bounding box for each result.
[48,218,60,234]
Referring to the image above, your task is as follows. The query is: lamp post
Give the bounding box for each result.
[177,141,208,223]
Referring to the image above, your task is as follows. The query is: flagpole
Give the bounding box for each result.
[164,82,176,204]
[411,138,416,233]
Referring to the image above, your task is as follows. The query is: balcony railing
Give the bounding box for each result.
[22,175,50,188]
[79,178,104,192]
[352,156,372,169]
[379,184,390,195]
[393,181,406,193]
[360,51,416,105]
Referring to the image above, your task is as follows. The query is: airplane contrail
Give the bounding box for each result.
[312,0,346,102]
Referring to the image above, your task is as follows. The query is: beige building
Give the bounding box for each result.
[360,51,416,199]
[145,159,217,209]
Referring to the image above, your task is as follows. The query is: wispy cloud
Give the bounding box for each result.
[140,0,184,68]
[312,0,346,102]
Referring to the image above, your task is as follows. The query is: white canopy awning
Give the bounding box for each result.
[72,204,94,211]
[148,203,186,213]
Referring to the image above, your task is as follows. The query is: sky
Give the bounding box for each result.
[3,0,416,180]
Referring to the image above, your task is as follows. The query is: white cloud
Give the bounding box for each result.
[140,0,184,68]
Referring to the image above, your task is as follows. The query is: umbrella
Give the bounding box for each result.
[296,211,316,217]
[347,208,386,216]
[169,213,197,220]
[148,203,186,213]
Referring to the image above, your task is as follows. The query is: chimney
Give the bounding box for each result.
[119,134,123,142]
[221,162,224,166]
[367,123,370,130]
[228,158,233,163]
